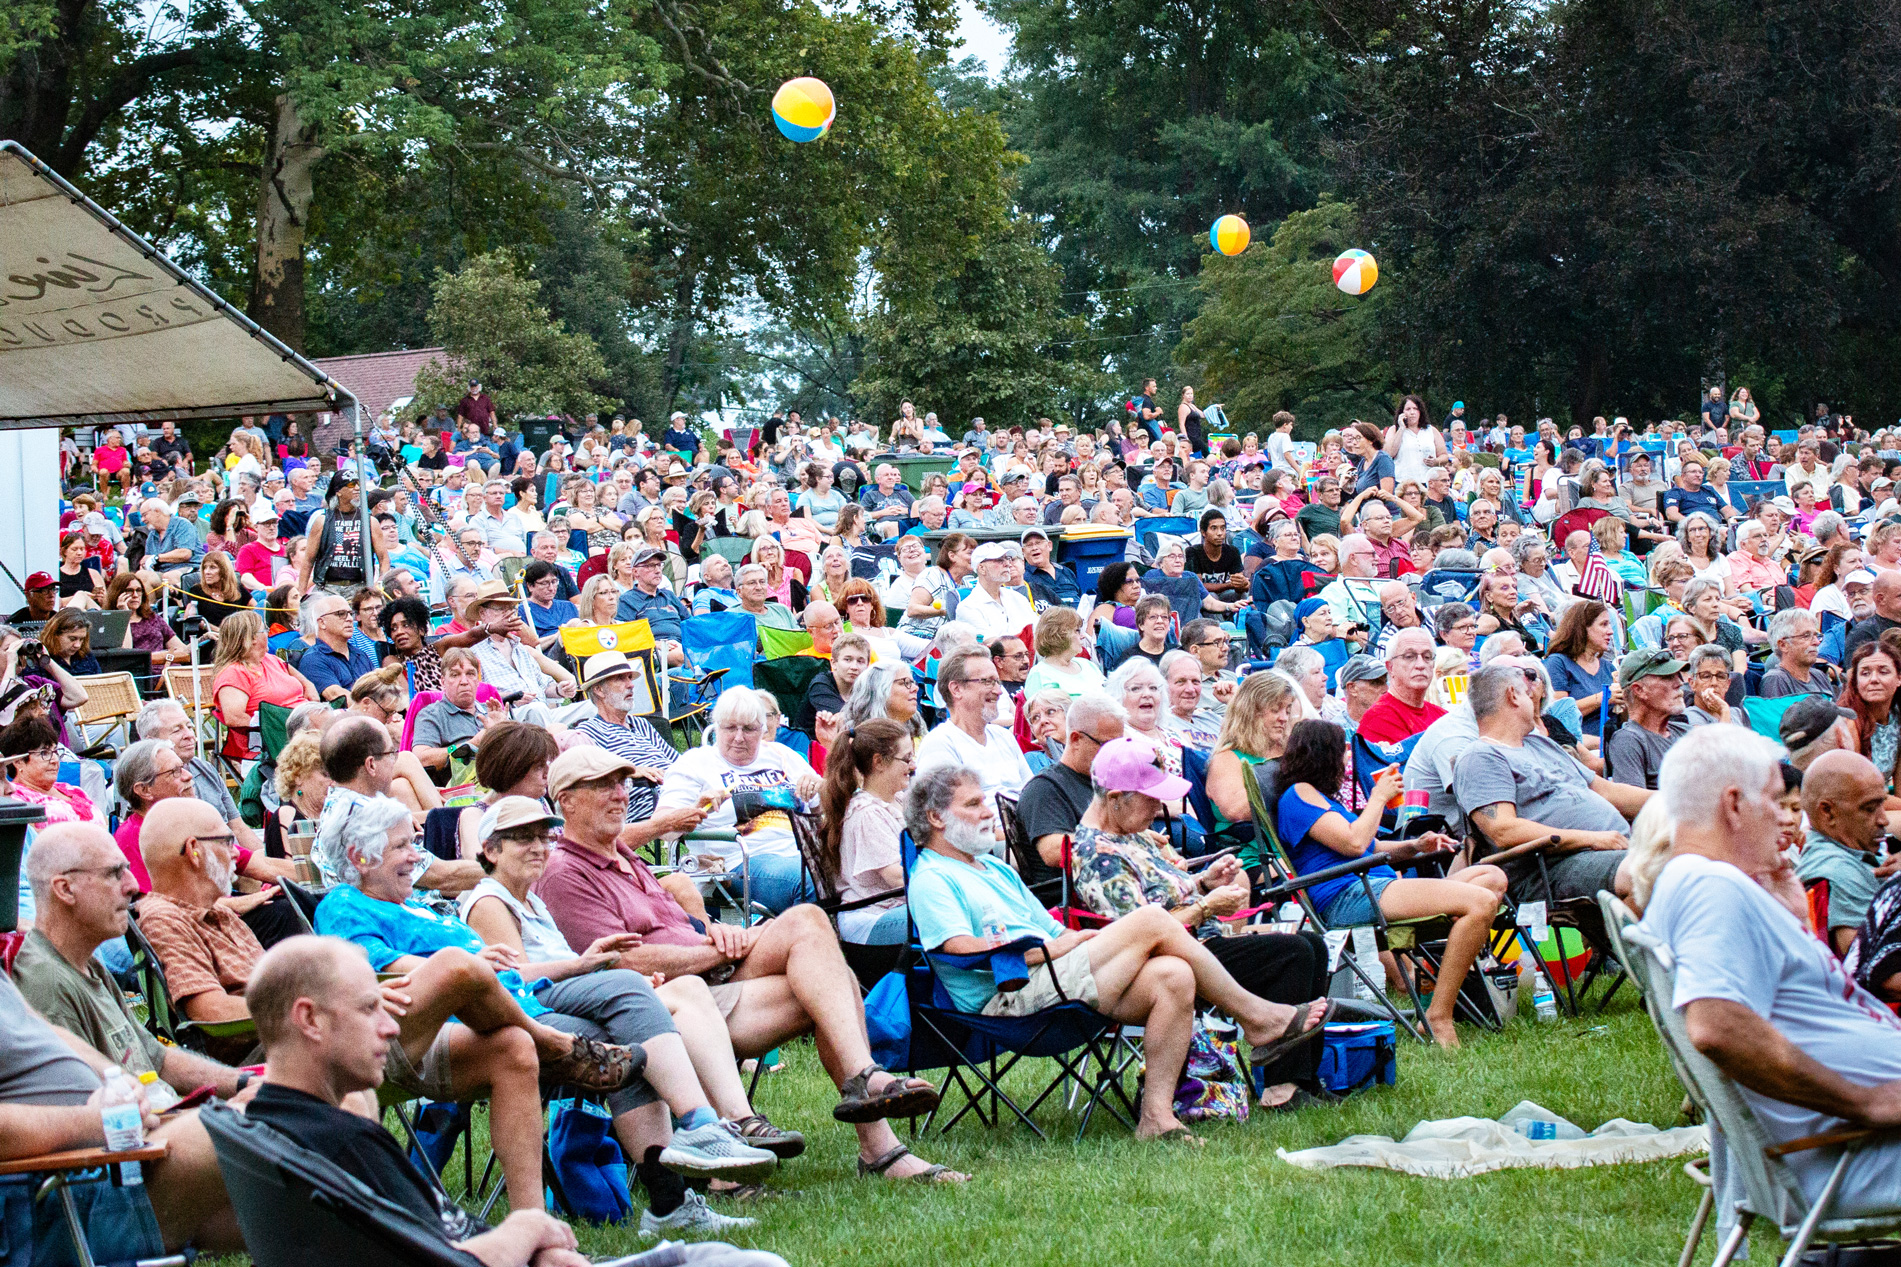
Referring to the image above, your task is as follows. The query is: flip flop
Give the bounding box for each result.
[1248,999,1340,1069]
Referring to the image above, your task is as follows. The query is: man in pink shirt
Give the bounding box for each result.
[535,746,968,1184]
[1727,519,1787,595]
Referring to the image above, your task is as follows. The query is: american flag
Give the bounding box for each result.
[1574,535,1622,604]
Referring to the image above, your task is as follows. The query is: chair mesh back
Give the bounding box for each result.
[199,1103,477,1267]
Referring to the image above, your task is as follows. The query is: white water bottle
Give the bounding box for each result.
[99,1066,145,1152]
[1532,973,1558,1022]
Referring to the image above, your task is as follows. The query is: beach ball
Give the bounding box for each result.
[1333,248,1379,295]
[772,77,835,142]
[1209,214,1250,256]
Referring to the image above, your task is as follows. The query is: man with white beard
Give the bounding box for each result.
[572,651,694,826]
[916,645,1033,820]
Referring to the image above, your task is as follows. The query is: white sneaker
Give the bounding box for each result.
[658,1123,779,1180]
[639,1189,758,1237]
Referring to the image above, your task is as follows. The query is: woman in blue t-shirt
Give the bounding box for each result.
[1343,421,1396,504]
[1543,599,1618,727]
[1272,719,1507,1048]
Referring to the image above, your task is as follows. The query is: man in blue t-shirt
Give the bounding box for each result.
[1128,378,1164,443]
[1662,458,1728,525]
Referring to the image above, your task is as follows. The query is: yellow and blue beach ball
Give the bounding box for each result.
[772,77,836,143]
[1333,248,1379,295]
[1209,214,1250,256]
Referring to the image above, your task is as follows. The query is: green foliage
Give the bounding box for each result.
[413,252,615,420]
[856,215,1090,427]
[990,0,1339,388]
[1175,201,1391,436]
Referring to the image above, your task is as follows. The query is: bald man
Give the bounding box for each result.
[1357,626,1445,744]
[1797,750,1901,957]
[241,937,786,1267]
[1844,569,1901,661]
[136,798,559,1213]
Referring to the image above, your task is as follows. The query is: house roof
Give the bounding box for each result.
[310,347,449,422]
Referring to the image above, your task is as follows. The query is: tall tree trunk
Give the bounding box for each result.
[250,93,325,352]
[661,264,697,410]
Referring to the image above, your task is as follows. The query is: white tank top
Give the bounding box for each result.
[1392,425,1439,485]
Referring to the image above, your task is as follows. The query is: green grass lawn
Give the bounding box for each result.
[380,990,1790,1267]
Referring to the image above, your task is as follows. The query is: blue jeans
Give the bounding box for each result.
[735,853,816,916]
[0,1168,162,1267]
[851,905,910,946]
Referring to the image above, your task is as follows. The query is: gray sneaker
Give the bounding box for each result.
[658,1122,779,1181]
[639,1189,759,1237]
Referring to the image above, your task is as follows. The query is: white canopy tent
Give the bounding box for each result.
[0,141,370,607]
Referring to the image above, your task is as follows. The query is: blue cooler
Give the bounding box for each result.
[1058,530,1133,595]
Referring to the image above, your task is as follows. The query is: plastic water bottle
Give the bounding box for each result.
[98,1066,144,1152]
[1532,973,1558,1021]
[984,918,1009,948]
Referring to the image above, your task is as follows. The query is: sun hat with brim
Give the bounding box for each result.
[1617,647,1687,689]
[1092,737,1192,801]
[470,579,516,610]
[477,795,564,845]
[547,744,638,798]
[581,650,639,690]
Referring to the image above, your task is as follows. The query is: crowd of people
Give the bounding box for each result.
[7,386,1901,1261]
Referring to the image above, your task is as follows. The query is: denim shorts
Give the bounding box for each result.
[1324,875,1396,928]
[0,1167,163,1267]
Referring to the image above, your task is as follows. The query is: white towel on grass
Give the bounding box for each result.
[1277,1101,1707,1179]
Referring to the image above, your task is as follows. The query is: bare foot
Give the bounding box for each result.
[1242,998,1329,1050]
[1258,1083,1298,1108]
[1427,1014,1461,1049]
[1136,1118,1204,1145]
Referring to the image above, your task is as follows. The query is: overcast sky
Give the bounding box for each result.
[954,0,1012,78]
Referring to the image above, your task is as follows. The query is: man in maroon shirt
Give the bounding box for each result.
[456,380,497,436]
[535,747,969,1185]
[1356,627,1446,744]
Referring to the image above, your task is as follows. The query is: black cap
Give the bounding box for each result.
[1779,697,1854,750]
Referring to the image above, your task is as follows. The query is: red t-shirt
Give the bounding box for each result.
[1355,691,1446,745]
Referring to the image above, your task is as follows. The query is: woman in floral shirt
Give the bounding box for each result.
[1067,739,1338,1110]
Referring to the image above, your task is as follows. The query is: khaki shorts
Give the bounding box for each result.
[709,981,744,1021]
[383,1029,457,1099]
[981,952,1099,1018]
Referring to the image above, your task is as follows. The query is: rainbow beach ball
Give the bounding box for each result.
[1209,215,1250,256]
[1333,248,1378,295]
[772,77,835,142]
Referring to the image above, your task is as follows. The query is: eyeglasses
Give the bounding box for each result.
[61,862,130,883]
[179,832,236,857]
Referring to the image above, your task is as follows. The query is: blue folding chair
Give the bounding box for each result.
[1415,569,1481,608]
[1182,745,1253,856]
[1250,557,1310,607]
[897,835,1137,1141]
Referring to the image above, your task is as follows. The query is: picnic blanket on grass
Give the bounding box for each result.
[1277,1101,1707,1179]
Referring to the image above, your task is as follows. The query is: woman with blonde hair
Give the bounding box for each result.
[575,574,621,627]
[191,550,253,624]
[1204,670,1306,864]
[1866,520,1901,574]
[811,544,854,607]
[1022,606,1106,698]
[1306,533,1342,575]
[211,609,317,757]
[605,539,638,591]
[750,536,796,605]
[1624,795,1678,915]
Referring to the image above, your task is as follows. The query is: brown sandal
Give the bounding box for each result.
[833,1063,940,1124]
[543,1035,642,1093]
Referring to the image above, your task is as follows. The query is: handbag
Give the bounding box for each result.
[545,1095,633,1223]
[1171,1019,1250,1123]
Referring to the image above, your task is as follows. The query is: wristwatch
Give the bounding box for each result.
[233,1071,252,1095]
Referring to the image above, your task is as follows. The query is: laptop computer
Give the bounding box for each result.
[79,608,132,648]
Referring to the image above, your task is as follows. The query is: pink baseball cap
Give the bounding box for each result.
[1091,738,1191,801]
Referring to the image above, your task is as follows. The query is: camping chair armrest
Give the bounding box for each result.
[179,1017,258,1041]
[681,829,739,843]
[835,887,905,913]
[1764,1126,1901,1158]
[1254,851,1401,904]
[0,1142,169,1176]
[1475,833,1563,866]
[929,933,1045,993]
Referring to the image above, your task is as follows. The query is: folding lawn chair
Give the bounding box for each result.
[123,911,258,1059]
[994,793,1063,907]
[203,1102,683,1267]
[789,809,905,990]
[1461,807,1624,1016]
[0,1141,182,1267]
[1238,762,1446,1040]
[899,835,1137,1141]
[1609,896,1901,1267]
